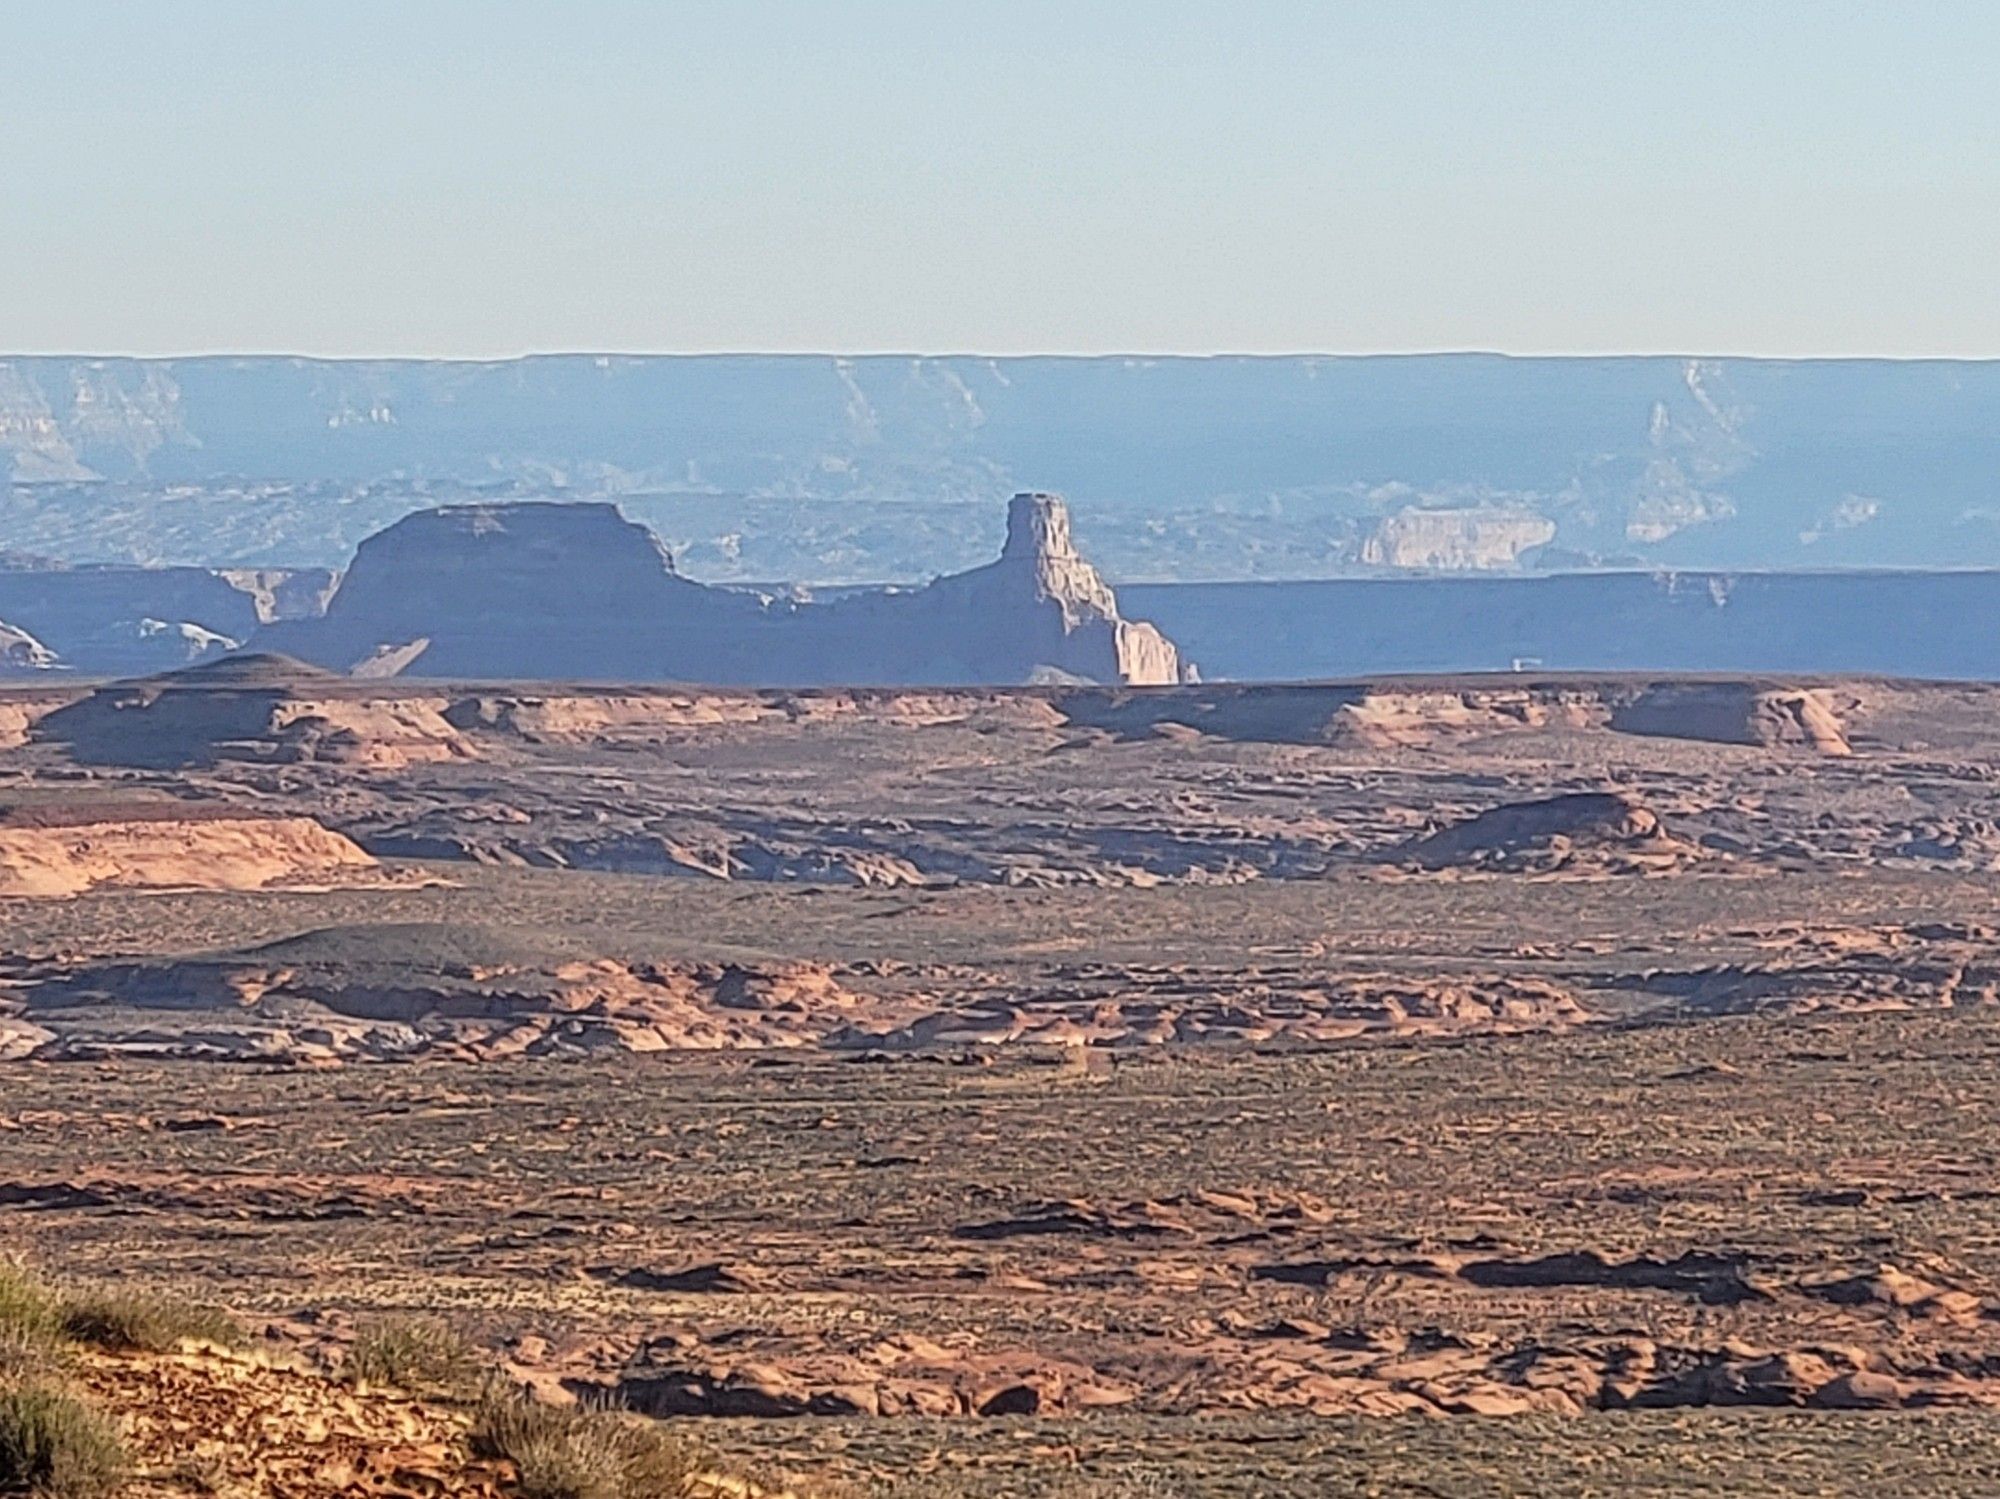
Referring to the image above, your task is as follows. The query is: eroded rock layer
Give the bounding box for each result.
[0,805,379,898]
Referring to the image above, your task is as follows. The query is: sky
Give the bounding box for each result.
[4,0,1997,359]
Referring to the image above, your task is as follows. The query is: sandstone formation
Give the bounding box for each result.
[0,803,379,897]
[1396,791,1705,874]
[217,566,343,623]
[1058,677,1855,754]
[11,925,909,1062]
[34,654,474,769]
[0,686,76,747]
[257,493,1186,686]
[805,492,1187,686]
[1619,921,2000,1017]
[1,670,1899,895]
[1611,682,1853,754]
[0,558,260,675]
[1,928,1590,1063]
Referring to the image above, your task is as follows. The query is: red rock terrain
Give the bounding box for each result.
[5,669,2000,1491]
[0,802,379,899]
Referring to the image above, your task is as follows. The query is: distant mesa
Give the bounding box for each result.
[255,493,1189,687]
[1053,678,1854,756]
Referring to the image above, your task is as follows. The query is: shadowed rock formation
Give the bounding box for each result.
[1610,682,1852,755]
[0,559,331,676]
[257,493,1186,686]
[34,654,473,769]
[1396,790,1705,874]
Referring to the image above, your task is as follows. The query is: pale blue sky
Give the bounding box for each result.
[5,1,1996,357]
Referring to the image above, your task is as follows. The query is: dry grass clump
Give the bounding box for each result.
[471,1389,704,1499]
[0,1327,69,1387]
[58,1289,244,1354]
[343,1317,483,1398]
[0,1261,125,1496]
[0,1262,62,1349]
[0,1384,128,1499]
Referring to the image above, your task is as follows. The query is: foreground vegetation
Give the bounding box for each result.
[0,1263,160,1498]
[0,1259,777,1499]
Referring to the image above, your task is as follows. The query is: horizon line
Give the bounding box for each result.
[6,347,2000,365]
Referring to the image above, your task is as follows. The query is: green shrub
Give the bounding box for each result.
[471,1390,701,1499]
[342,1318,482,1398]
[59,1290,243,1354]
[0,1384,127,1499]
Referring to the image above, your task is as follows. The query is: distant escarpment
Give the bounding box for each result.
[258,492,1186,687]
[14,352,2000,578]
[0,556,335,677]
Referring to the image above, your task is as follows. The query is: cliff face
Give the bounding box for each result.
[807,494,1184,685]
[9,353,2000,577]
[257,494,1186,687]
[1358,508,1556,570]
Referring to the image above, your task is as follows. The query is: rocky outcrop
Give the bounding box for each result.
[13,925,913,1061]
[259,502,734,680]
[1055,678,1853,754]
[804,494,1186,685]
[0,803,379,897]
[0,686,76,747]
[1396,791,1706,874]
[33,654,474,769]
[2,927,1591,1063]
[216,568,342,623]
[258,493,1186,686]
[1611,683,1852,755]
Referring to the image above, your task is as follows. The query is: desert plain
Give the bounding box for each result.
[7,664,2000,1494]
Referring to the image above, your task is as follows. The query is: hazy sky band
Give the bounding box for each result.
[6,0,1995,358]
